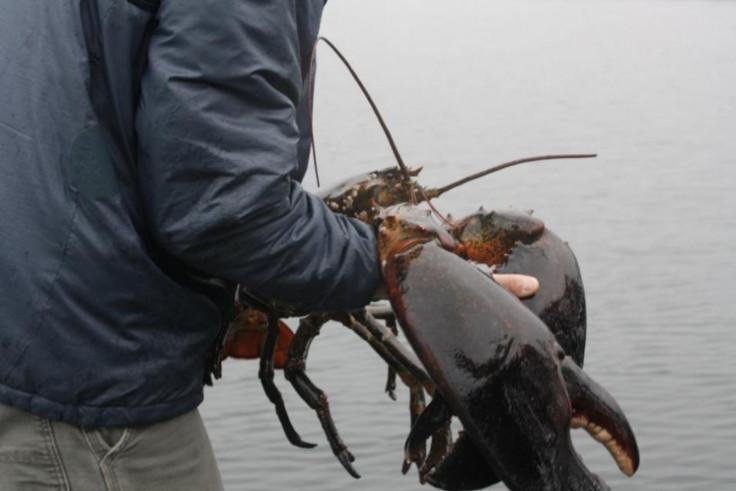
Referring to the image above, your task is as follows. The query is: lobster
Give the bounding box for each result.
[224,164,587,473]
[225,195,603,483]
[215,153,604,482]
[216,37,638,488]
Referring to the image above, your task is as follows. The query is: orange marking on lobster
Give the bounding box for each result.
[222,308,294,369]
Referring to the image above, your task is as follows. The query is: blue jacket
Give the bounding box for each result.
[0,0,379,427]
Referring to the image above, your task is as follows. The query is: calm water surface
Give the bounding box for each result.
[200,1,736,489]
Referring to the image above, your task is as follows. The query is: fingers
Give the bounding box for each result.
[492,273,539,299]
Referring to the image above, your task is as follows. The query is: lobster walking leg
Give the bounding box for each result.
[259,313,316,449]
[284,313,360,478]
[403,394,451,473]
[421,420,453,484]
[384,316,399,400]
[343,309,434,467]
[406,383,428,470]
[409,383,426,430]
[339,311,433,405]
[352,309,434,393]
[283,308,436,479]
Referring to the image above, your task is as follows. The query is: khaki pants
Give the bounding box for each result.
[0,402,223,491]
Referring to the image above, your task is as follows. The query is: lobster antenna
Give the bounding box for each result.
[307,37,321,187]
[424,154,598,199]
[315,37,414,189]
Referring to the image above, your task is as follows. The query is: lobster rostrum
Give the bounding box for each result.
[378,205,639,491]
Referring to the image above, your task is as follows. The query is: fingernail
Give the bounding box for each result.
[522,277,539,296]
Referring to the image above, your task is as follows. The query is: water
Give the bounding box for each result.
[200,1,736,489]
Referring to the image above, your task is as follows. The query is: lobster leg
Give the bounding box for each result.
[284,313,360,479]
[409,383,426,430]
[351,309,434,394]
[422,420,453,484]
[341,310,436,440]
[281,307,438,479]
[403,393,453,475]
[407,383,428,472]
[259,313,316,449]
[339,310,433,467]
[365,304,400,399]
[384,316,399,400]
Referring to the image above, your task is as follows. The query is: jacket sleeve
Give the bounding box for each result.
[135,0,379,311]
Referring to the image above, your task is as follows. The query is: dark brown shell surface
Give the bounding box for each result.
[383,240,607,490]
[318,166,424,223]
[451,209,545,265]
[450,209,586,366]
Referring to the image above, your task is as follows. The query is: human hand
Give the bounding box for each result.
[492,273,539,299]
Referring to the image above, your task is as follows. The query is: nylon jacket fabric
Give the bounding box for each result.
[0,0,379,427]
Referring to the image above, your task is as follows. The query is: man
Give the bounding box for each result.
[0,1,536,489]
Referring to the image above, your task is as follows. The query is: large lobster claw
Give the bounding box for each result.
[378,207,639,491]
